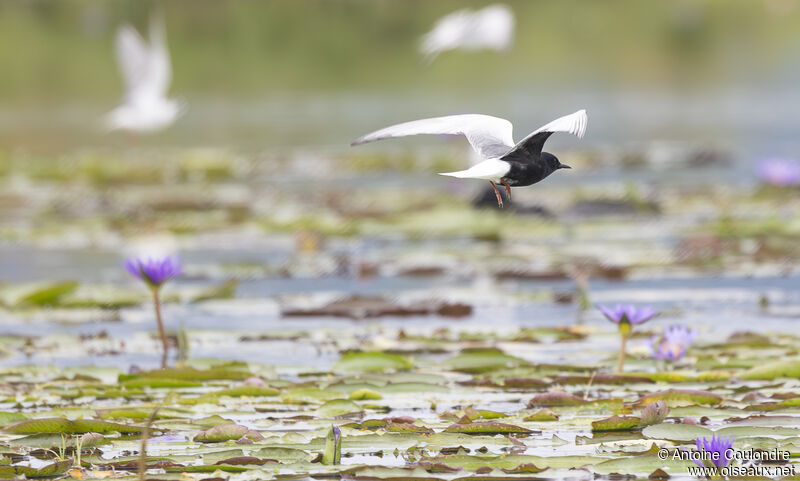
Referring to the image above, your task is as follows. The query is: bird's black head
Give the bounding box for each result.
[542,152,571,173]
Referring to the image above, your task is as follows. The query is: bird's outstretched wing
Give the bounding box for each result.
[351,114,515,161]
[115,25,150,99]
[502,110,587,160]
[145,15,172,100]
[115,16,172,103]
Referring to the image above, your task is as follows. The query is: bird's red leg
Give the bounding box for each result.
[489,181,504,208]
[501,179,512,201]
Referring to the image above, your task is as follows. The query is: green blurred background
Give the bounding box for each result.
[1,0,800,151]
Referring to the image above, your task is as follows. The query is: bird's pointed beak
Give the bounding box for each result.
[559,164,572,169]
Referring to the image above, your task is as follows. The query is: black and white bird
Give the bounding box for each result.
[351,109,587,207]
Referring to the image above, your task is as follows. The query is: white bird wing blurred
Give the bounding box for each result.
[115,16,172,103]
[419,8,473,60]
[351,114,515,162]
[472,4,514,50]
[502,110,587,159]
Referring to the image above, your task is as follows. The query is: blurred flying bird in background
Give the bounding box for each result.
[420,4,514,63]
[352,110,587,208]
[104,15,183,133]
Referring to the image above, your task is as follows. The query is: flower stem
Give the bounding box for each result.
[617,334,628,373]
[152,288,168,369]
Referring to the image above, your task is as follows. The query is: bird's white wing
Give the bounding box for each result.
[143,15,172,99]
[503,110,587,159]
[527,109,587,141]
[115,25,150,98]
[420,9,473,60]
[352,114,515,160]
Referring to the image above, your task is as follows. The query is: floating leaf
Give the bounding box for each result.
[199,385,280,399]
[740,360,800,380]
[441,349,529,373]
[349,388,382,400]
[591,415,641,432]
[194,424,249,443]
[1,281,79,307]
[0,411,27,427]
[444,422,532,435]
[0,459,72,478]
[639,389,722,406]
[642,423,712,441]
[334,351,414,373]
[316,399,363,417]
[3,418,142,434]
[119,367,250,382]
[528,392,586,407]
[524,409,559,421]
[500,463,547,474]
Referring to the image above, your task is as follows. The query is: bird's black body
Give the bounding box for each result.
[499,129,571,186]
[502,152,564,186]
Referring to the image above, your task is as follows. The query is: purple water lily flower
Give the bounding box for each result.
[756,157,800,187]
[125,256,181,289]
[693,434,734,468]
[124,255,181,369]
[651,324,695,361]
[598,304,658,325]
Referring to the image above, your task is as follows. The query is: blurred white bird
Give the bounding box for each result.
[420,4,514,62]
[104,15,182,133]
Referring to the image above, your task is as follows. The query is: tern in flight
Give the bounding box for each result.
[352,109,587,208]
[105,15,182,133]
[420,4,515,63]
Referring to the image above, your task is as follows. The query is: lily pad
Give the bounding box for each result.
[642,423,713,441]
[334,351,414,372]
[444,422,533,435]
[528,392,586,407]
[441,349,529,373]
[0,459,73,478]
[741,360,800,380]
[591,415,641,432]
[638,389,722,406]
[3,418,143,434]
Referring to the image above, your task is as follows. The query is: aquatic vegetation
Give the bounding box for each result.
[125,255,182,368]
[598,303,658,372]
[756,157,800,187]
[692,434,735,469]
[651,324,695,362]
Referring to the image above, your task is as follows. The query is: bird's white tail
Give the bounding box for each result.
[439,158,510,181]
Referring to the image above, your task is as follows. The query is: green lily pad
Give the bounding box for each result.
[444,422,532,435]
[194,424,251,442]
[119,367,251,382]
[591,415,641,432]
[316,399,363,417]
[441,349,529,373]
[349,388,382,400]
[0,281,79,307]
[0,411,27,427]
[524,409,559,421]
[333,351,414,372]
[528,392,586,407]
[639,389,722,406]
[642,423,713,441]
[200,385,280,399]
[0,459,73,478]
[741,360,800,380]
[3,417,143,434]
